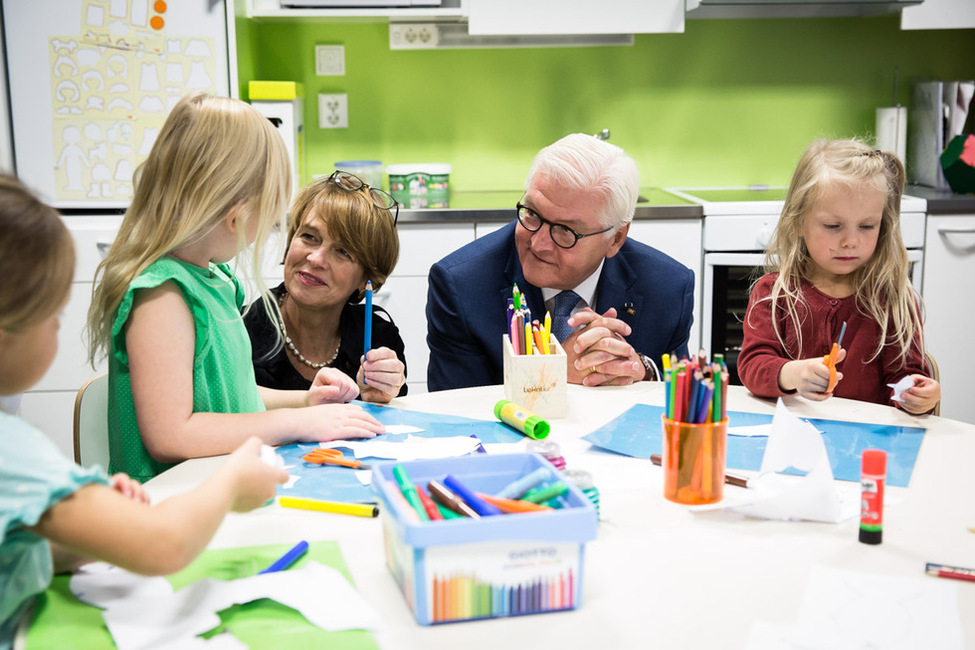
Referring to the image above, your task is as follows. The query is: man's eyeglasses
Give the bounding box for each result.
[328,170,399,225]
[516,203,612,249]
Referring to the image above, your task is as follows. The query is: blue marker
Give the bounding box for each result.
[443,474,502,516]
[496,467,550,499]
[258,540,309,574]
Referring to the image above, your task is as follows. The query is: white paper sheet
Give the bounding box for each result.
[728,424,772,437]
[745,565,964,649]
[70,561,382,650]
[725,399,852,522]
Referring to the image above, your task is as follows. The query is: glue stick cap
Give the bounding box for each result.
[862,449,887,475]
[524,415,550,439]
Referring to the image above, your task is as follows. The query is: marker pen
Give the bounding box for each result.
[859,449,886,545]
[392,464,430,522]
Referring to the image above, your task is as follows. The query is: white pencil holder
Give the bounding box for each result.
[502,334,568,419]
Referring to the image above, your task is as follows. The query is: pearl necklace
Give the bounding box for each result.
[277,295,340,369]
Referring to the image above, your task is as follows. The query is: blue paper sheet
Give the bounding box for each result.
[274,402,524,503]
[581,404,926,487]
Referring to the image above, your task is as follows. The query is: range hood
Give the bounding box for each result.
[685,0,923,19]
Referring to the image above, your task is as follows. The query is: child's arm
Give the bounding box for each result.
[127,284,384,463]
[896,376,941,415]
[259,367,360,410]
[777,348,847,401]
[30,437,287,576]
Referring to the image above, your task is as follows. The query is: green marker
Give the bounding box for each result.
[392,465,429,521]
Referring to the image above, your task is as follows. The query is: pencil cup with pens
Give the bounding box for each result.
[502,334,567,418]
[661,352,729,505]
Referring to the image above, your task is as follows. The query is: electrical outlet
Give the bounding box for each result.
[388,23,439,50]
[318,93,348,129]
[315,45,345,76]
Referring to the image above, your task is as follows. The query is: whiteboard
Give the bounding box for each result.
[2,0,232,208]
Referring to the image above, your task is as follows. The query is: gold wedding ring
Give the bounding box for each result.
[589,366,597,375]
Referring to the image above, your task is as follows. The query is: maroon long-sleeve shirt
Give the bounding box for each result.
[739,273,928,406]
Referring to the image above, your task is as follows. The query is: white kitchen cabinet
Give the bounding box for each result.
[901,0,975,30]
[921,214,975,424]
[467,0,683,35]
[19,216,121,459]
[384,222,476,394]
[628,219,703,353]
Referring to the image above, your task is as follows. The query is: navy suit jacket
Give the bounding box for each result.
[426,221,695,391]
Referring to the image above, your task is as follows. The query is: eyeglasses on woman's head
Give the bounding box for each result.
[327,170,399,225]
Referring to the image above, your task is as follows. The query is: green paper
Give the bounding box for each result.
[26,541,378,650]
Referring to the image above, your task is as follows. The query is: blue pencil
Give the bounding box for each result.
[258,540,309,574]
[364,280,373,356]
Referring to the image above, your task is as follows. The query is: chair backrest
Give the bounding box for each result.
[927,353,941,417]
[73,372,110,468]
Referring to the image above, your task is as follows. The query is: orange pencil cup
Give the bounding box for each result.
[661,416,728,505]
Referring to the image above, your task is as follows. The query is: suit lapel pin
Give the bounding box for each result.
[624,301,635,315]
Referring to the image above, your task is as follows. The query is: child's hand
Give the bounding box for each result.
[109,473,151,505]
[223,437,289,512]
[357,347,406,404]
[293,403,385,443]
[779,348,846,400]
[895,375,942,415]
[307,367,359,405]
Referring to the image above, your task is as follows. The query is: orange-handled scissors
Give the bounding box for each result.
[823,321,848,393]
[301,448,370,470]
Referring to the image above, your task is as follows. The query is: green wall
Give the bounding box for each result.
[236,13,975,192]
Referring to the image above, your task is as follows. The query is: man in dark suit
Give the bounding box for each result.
[426,133,694,392]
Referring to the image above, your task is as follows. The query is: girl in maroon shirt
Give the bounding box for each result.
[738,139,940,414]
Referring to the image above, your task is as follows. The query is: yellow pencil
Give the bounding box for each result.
[278,496,379,518]
[544,311,552,352]
[525,321,533,355]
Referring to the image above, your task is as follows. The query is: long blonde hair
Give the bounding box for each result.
[0,175,75,332]
[759,138,923,367]
[87,92,291,364]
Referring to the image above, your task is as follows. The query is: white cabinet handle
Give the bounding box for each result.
[96,242,111,255]
[938,227,975,235]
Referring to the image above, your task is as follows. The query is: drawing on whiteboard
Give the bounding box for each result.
[49,0,217,202]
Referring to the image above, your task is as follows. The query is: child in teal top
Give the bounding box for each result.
[0,175,288,648]
[87,93,385,481]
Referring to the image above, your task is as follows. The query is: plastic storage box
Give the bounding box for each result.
[372,453,598,625]
[386,163,451,208]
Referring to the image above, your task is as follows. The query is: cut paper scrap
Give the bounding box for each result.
[27,542,378,650]
[888,375,915,403]
[581,402,925,487]
[70,561,381,650]
[728,424,772,437]
[383,424,423,435]
[320,434,482,461]
[725,399,850,523]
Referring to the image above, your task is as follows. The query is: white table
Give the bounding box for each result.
[145,384,975,649]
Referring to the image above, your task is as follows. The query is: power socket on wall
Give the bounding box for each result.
[318,93,348,129]
[389,23,439,49]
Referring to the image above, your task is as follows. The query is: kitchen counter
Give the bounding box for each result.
[397,188,701,224]
[905,185,975,214]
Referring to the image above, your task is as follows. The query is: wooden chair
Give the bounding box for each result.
[73,372,110,467]
[927,353,941,417]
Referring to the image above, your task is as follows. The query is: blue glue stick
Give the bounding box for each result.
[442,474,502,517]
[495,467,551,500]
